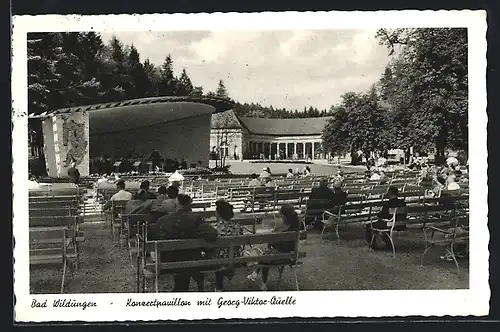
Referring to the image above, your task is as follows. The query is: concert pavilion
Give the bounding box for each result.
[210,110,331,161]
[29,96,234,177]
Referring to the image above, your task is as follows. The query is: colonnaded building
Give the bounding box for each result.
[210,110,332,161]
[28,96,233,177]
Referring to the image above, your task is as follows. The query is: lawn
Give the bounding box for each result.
[30,216,468,294]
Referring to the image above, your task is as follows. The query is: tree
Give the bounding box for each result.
[215,79,229,98]
[376,28,468,164]
[126,44,152,98]
[177,68,194,96]
[27,33,62,115]
[143,59,161,97]
[158,54,178,96]
[322,91,388,164]
[190,86,204,97]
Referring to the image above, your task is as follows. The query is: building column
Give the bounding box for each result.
[293,143,297,160]
[285,143,288,160]
[311,141,315,160]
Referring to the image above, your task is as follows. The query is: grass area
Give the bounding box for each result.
[30,217,469,294]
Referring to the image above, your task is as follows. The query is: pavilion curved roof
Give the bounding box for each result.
[28,95,234,118]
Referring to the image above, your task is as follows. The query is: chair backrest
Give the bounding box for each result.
[29,207,78,217]
[191,202,211,212]
[29,200,79,210]
[29,195,79,202]
[253,186,276,200]
[29,216,78,228]
[146,230,307,271]
[304,198,336,222]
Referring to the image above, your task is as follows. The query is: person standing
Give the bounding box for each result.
[67,161,80,185]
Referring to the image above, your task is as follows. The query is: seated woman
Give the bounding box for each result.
[303,166,312,177]
[370,170,382,181]
[419,165,434,193]
[366,186,407,249]
[446,174,461,191]
[213,200,243,291]
[429,176,446,197]
[156,185,167,201]
[247,204,303,291]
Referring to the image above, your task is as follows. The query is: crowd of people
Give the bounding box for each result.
[101,174,304,292]
[95,156,468,291]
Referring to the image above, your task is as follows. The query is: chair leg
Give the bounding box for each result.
[277,265,285,290]
[387,233,396,258]
[320,223,327,239]
[335,222,340,245]
[369,231,376,249]
[61,260,67,294]
[420,243,434,266]
[291,265,299,291]
[449,246,460,274]
[129,242,134,268]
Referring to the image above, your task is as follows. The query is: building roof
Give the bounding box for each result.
[237,116,331,136]
[211,110,243,129]
[28,95,234,119]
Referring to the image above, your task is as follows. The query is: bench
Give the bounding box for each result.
[321,199,386,242]
[273,188,309,212]
[29,215,84,293]
[106,200,129,241]
[29,195,84,215]
[421,215,469,273]
[138,229,307,292]
[29,207,79,218]
[121,212,264,266]
[368,197,468,258]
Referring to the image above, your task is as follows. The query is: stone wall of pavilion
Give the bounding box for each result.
[42,112,90,177]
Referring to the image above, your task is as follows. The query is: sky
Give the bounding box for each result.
[100,30,391,111]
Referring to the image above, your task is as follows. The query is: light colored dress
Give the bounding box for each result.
[215,218,244,259]
[214,218,244,277]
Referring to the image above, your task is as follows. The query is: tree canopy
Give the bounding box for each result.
[28,30,468,161]
[322,28,468,161]
[27,32,333,118]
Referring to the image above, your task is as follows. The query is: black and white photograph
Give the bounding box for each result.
[12,11,488,321]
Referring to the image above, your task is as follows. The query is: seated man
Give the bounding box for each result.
[259,167,271,180]
[309,179,336,201]
[308,180,346,227]
[151,185,179,216]
[248,173,263,187]
[102,179,133,211]
[156,194,218,292]
[136,180,157,199]
[366,186,407,249]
